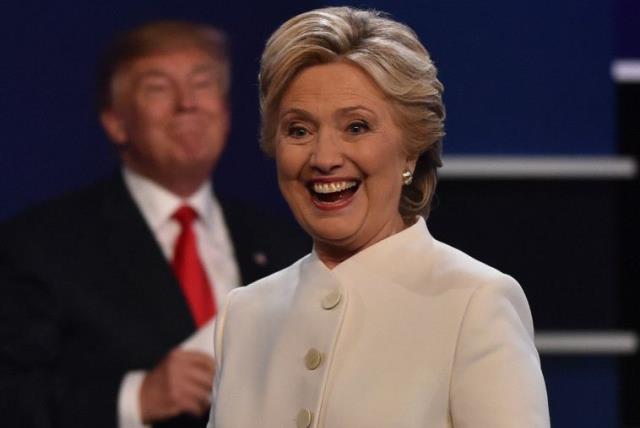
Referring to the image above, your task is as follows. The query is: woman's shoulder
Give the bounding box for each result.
[425,238,534,336]
[426,237,521,294]
[229,255,309,305]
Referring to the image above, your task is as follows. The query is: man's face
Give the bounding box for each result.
[101,48,230,195]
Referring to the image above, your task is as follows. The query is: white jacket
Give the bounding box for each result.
[209,218,549,427]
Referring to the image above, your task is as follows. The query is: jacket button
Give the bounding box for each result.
[304,348,323,370]
[296,408,313,428]
[321,291,342,310]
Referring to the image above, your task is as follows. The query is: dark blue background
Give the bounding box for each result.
[0,0,616,221]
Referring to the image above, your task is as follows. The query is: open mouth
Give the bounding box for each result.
[307,180,360,205]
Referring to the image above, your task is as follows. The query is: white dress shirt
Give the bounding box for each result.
[118,168,241,428]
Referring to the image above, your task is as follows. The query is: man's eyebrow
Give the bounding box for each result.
[188,63,218,78]
[135,69,170,81]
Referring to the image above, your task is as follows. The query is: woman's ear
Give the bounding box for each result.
[406,156,418,173]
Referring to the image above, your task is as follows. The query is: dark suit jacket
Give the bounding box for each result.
[0,174,310,428]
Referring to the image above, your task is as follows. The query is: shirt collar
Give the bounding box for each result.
[122,167,215,230]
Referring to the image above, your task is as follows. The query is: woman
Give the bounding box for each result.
[209,7,549,428]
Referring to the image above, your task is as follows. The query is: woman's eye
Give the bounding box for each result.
[287,125,309,138]
[347,121,369,134]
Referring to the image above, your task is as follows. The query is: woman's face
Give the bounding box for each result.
[275,62,413,266]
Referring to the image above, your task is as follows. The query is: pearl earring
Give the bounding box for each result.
[402,169,413,185]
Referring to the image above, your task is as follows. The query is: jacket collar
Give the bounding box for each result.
[304,217,435,290]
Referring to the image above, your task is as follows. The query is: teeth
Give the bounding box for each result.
[312,181,357,194]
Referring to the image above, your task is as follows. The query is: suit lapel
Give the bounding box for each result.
[102,174,195,344]
[218,199,263,285]
[219,196,312,285]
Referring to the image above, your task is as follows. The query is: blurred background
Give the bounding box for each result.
[0,0,638,426]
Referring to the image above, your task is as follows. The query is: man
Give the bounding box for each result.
[0,21,308,428]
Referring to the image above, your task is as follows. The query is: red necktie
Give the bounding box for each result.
[172,205,216,326]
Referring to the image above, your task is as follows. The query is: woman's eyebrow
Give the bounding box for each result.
[335,105,376,116]
[279,107,314,121]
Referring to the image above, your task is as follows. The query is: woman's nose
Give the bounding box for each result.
[309,131,344,173]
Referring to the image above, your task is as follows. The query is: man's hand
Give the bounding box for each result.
[139,349,215,423]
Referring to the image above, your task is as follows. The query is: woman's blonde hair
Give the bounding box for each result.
[259,6,445,221]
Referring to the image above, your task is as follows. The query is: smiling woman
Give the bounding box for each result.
[208,7,550,428]
[275,62,410,266]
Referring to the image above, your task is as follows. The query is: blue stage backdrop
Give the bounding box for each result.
[0,0,614,221]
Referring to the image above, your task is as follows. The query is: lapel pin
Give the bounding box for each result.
[253,251,268,267]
